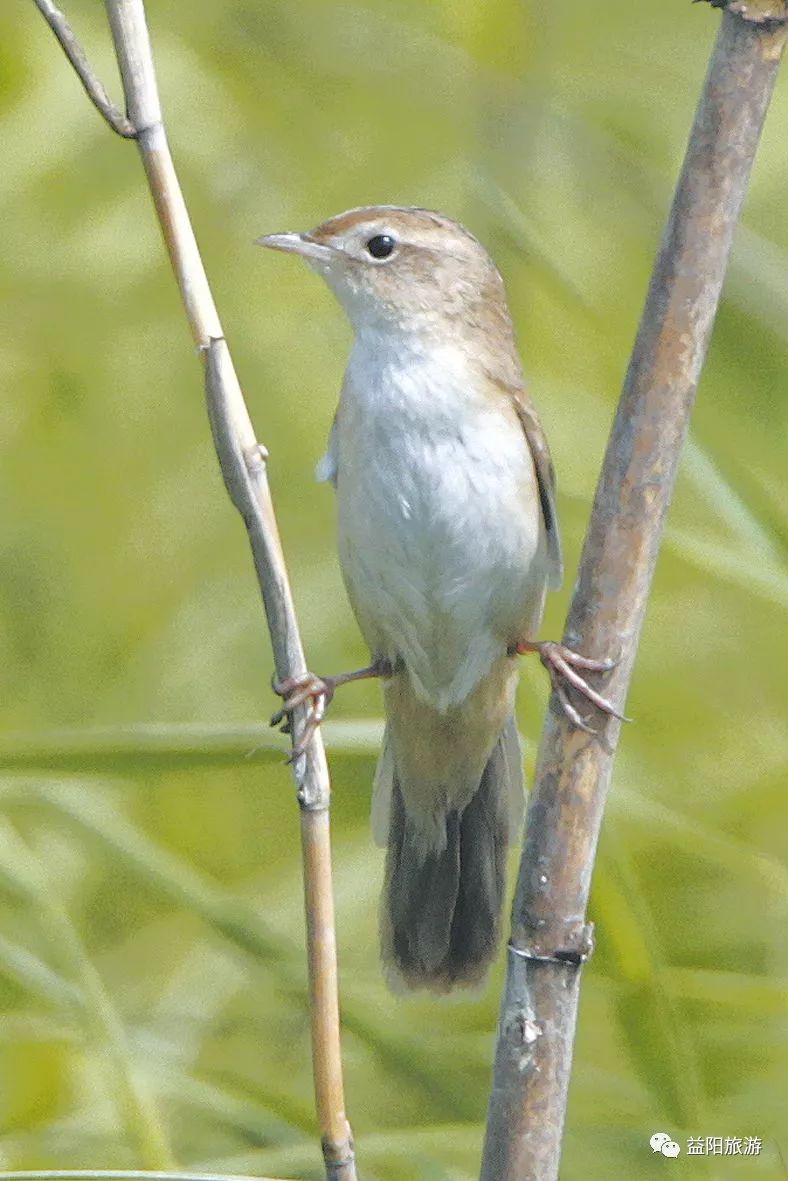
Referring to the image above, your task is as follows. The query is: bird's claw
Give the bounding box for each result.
[271,672,335,760]
[518,639,630,732]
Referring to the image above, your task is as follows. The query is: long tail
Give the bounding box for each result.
[379,716,522,993]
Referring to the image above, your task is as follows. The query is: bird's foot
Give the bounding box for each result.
[514,639,629,734]
[271,672,336,761]
[271,658,393,761]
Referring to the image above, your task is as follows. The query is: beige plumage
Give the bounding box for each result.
[259,207,616,992]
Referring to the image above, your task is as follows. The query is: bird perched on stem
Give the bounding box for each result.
[258,206,622,993]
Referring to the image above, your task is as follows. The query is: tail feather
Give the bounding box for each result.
[444,742,509,981]
[380,717,520,993]
[386,790,460,976]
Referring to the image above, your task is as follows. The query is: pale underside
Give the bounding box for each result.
[317,336,557,843]
[321,338,551,709]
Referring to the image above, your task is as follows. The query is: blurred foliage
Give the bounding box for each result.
[0,0,786,1178]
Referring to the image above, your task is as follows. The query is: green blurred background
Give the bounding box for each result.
[0,1,786,1177]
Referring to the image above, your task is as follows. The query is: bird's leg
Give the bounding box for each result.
[271,656,394,760]
[512,639,629,734]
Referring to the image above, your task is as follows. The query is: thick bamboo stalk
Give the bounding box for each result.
[481,8,787,1179]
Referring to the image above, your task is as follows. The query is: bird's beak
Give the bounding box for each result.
[255,231,336,264]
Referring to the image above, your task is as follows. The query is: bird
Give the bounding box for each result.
[257,206,621,993]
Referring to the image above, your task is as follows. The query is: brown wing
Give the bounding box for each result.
[509,387,563,591]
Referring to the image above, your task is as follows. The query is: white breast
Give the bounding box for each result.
[327,332,547,712]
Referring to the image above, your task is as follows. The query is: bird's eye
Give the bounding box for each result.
[366,234,396,260]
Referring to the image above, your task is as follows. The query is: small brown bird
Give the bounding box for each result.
[259,207,621,992]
